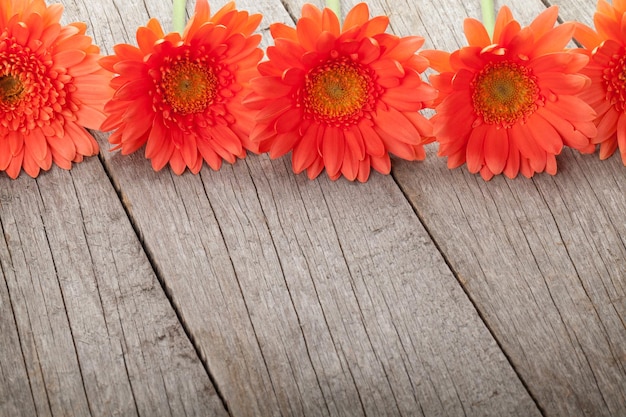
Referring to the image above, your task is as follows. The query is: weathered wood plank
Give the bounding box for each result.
[83,0,542,414]
[0,158,227,416]
[392,1,626,416]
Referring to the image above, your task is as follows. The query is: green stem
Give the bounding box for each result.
[481,0,495,38]
[327,0,340,19]
[172,0,187,34]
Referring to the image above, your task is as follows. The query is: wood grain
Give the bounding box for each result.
[76,0,543,414]
[4,0,624,416]
[391,1,626,416]
[0,159,226,416]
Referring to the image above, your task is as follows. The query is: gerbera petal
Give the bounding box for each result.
[530,23,575,58]
[48,133,76,163]
[420,49,452,73]
[370,153,391,175]
[598,109,621,143]
[340,143,359,181]
[466,124,487,174]
[250,76,294,98]
[493,6,514,43]
[321,7,340,36]
[270,23,298,42]
[356,156,371,182]
[573,22,603,49]
[167,149,186,175]
[150,136,175,171]
[545,153,557,175]
[617,113,626,163]
[529,6,559,38]
[484,127,508,175]
[297,17,323,51]
[540,73,589,95]
[137,23,161,53]
[145,119,168,159]
[503,138,521,179]
[0,0,110,178]
[536,107,593,151]
[464,18,491,47]
[599,137,619,160]
[375,108,421,145]
[509,123,546,172]
[0,135,12,170]
[321,126,345,177]
[526,113,563,155]
[245,2,433,181]
[197,137,223,170]
[22,148,41,178]
[359,122,385,158]
[292,124,320,174]
[6,149,24,179]
[305,156,325,180]
[24,129,48,162]
[344,125,365,161]
[269,131,300,159]
[359,16,389,38]
[343,2,369,31]
[101,1,261,175]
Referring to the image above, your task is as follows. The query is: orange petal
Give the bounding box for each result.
[343,3,369,31]
[483,127,508,175]
[493,6,514,43]
[292,124,319,173]
[466,123,487,173]
[526,113,562,155]
[529,6,559,38]
[321,125,344,177]
[464,18,491,47]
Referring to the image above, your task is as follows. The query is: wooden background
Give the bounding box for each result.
[1,0,625,416]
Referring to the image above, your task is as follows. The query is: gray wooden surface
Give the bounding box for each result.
[1,0,624,416]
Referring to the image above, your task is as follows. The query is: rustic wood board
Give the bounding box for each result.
[78,0,543,414]
[0,160,226,416]
[392,1,626,416]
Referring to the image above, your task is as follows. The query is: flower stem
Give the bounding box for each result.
[172,0,186,34]
[327,0,340,19]
[481,0,495,38]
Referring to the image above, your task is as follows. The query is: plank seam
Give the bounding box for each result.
[92,148,232,416]
[391,172,547,417]
[0,215,43,415]
[195,172,280,415]
[533,177,613,413]
[318,189,404,416]
[36,180,96,417]
[251,161,334,416]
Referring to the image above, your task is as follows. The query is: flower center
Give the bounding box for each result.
[303,57,376,126]
[472,61,539,127]
[0,39,70,135]
[602,51,626,112]
[162,60,217,115]
[0,75,24,105]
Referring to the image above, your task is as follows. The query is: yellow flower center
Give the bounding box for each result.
[472,62,539,127]
[0,75,24,105]
[162,61,217,115]
[303,58,375,126]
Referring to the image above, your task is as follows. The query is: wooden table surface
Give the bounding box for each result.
[1,0,625,416]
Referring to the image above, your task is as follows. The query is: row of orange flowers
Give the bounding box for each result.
[1,0,624,181]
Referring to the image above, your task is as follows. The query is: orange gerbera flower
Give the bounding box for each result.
[243,3,436,182]
[100,1,262,174]
[424,6,596,180]
[0,0,111,179]
[574,0,626,163]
